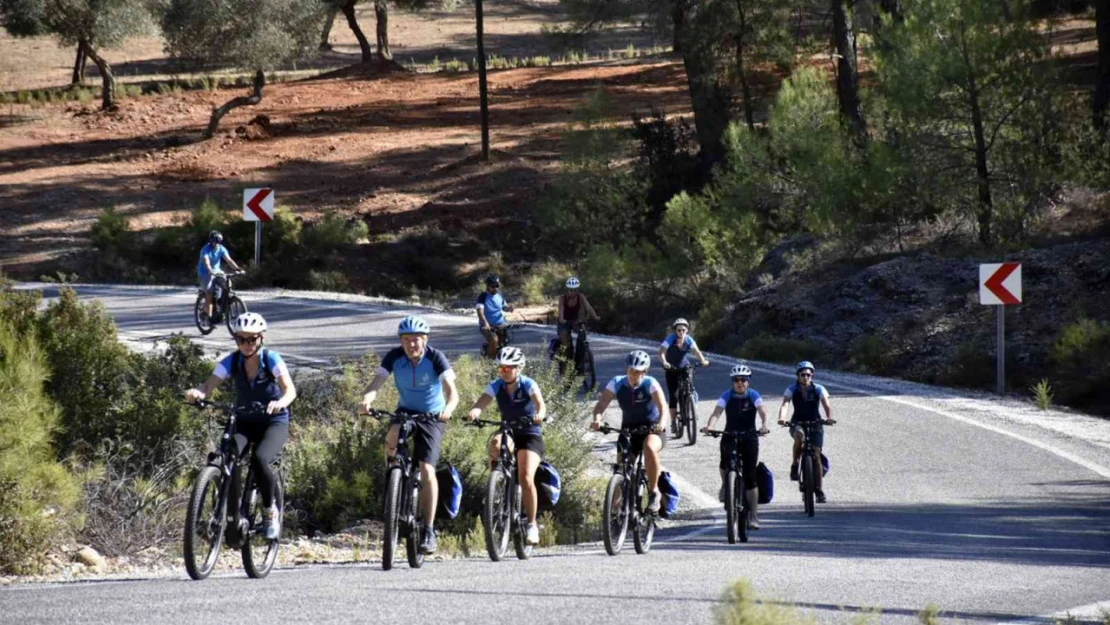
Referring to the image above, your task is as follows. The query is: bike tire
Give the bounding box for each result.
[802,454,815,518]
[738,473,749,543]
[670,399,682,438]
[632,477,654,555]
[512,484,532,561]
[405,477,424,569]
[725,470,739,545]
[225,297,247,337]
[183,466,224,580]
[684,395,697,446]
[483,468,510,562]
[602,473,628,556]
[242,475,283,579]
[193,293,214,336]
[381,467,402,571]
[581,348,597,393]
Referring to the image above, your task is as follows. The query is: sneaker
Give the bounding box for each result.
[261,505,281,540]
[718,485,727,503]
[419,527,437,554]
[647,490,661,514]
[790,463,799,481]
[816,490,827,504]
[525,522,540,545]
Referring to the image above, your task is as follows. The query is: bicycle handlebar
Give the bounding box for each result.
[597,423,658,436]
[778,419,836,427]
[704,429,768,439]
[186,399,267,418]
[363,408,440,423]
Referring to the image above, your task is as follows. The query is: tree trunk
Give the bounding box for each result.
[71,45,87,86]
[872,0,904,50]
[831,0,867,146]
[320,5,339,50]
[476,0,490,160]
[205,70,265,139]
[375,0,392,60]
[734,0,756,132]
[961,33,993,245]
[1094,0,1110,135]
[80,39,115,111]
[681,50,732,170]
[671,0,686,53]
[342,0,374,63]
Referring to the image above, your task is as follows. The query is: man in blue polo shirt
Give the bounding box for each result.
[476,273,514,358]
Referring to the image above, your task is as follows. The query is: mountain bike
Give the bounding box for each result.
[705,429,766,544]
[782,419,835,517]
[597,423,658,556]
[480,322,523,359]
[366,409,440,570]
[669,361,706,445]
[183,400,284,580]
[467,418,534,561]
[194,270,247,337]
[554,322,596,393]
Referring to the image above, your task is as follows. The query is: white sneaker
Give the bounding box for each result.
[525,522,540,545]
[262,505,281,540]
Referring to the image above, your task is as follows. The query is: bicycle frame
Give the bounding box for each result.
[600,424,654,523]
[195,400,269,549]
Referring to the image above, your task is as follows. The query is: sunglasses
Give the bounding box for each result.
[235,335,262,345]
[732,377,750,383]
[798,373,813,378]
[497,365,517,372]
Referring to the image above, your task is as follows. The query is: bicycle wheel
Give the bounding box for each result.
[632,478,655,555]
[684,395,698,446]
[725,470,739,545]
[670,398,682,438]
[193,293,214,336]
[737,473,749,543]
[602,473,628,556]
[405,476,425,569]
[381,467,402,571]
[512,484,532,561]
[802,454,815,518]
[225,296,247,337]
[242,475,283,579]
[183,466,224,580]
[483,468,510,561]
[581,347,596,393]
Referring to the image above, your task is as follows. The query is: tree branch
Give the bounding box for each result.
[204,69,265,139]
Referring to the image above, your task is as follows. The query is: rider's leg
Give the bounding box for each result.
[385,424,400,460]
[644,434,663,492]
[517,448,541,524]
[488,433,502,469]
[419,460,438,528]
[487,328,501,359]
[251,423,290,509]
[664,369,679,413]
[791,428,804,469]
[812,446,823,493]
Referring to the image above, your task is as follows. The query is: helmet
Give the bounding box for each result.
[730,364,753,378]
[485,274,501,287]
[672,318,689,330]
[209,230,223,244]
[566,277,580,289]
[796,361,815,374]
[626,350,651,372]
[398,315,430,336]
[497,346,526,367]
[232,312,267,334]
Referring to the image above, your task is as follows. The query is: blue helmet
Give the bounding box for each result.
[796,361,815,374]
[398,315,430,336]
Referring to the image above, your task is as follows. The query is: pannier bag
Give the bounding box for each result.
[535,461,562,507]
[436,463,463,519]
[658,471,680,519]
[756,462,774,504]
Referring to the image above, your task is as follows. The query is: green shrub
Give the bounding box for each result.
[301,212,367,252]
[90,207,133,255]
[939,339,996,390]
[713,580,808,625]
[307,270,352,292]
[740,335,822,365]
[1048,318,1110,413]
[521,261,573,305]
[1032,378,1053,410]
[849,334,893,375]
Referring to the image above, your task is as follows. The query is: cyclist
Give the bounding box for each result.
[556,277,600,366]
[467,346,547,545]
[184,312,296,540]
[358,315,458,554]
[777,361,835,503]
[476,274,514,359]
[657,318,709,415]
[702,364,770,529]
[589,350,671,513]
[196,230,243,323]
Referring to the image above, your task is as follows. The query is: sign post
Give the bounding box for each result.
[243,188,274,265]
[978,262,1022,395]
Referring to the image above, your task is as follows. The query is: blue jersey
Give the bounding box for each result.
[213,349,290,424]
[476,291,507,327]
[197,243,229,278]
[484,374,541,435]
[379,345,454,414]
[784,383,828,423]
[716,388,763,432]
[660,334,697,368]
[606,375,664,426]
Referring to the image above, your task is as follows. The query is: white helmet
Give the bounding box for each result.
[497,346,526,367]
[233,312,267,334]
[730,364,752,378]
[626,350,651,372]
[672,318,689,330]
[566,277,580,289]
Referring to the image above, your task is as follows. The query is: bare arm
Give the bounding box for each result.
[657,346,670,369]
[580,294,599,321]
[690,345,709,366]
[467,391,495,420]
[651,386,670,433]
[757,404,769,432]
[531,386,547,424]
[557,297,565,323]
[703,405,725,431]
[357,373,390,414]
[477,306,490,329]
[777,396,791,424]
[266,373,297,414]
[441,375,459,420]
[590,388,615,429]
[821,395,833,422]
[184,373,224,402]
[225,255,242,272]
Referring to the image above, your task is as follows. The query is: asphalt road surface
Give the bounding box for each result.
[4,284,1109,625]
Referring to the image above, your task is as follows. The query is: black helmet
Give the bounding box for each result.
[485,273,501,287]
[209,230,223,244]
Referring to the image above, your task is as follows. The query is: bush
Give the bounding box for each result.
[301,212,367,252]
[90,207,133,255]
[849,334,893,375]
[740,335,823,365]
[1048,318,1110,413]
[521,261,574,306]
[713,580,806,625]
[307,270,352,292]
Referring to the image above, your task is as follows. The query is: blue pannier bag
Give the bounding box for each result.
[821,453,829,477]
[536,461,562,507]
[547,337,560,361]
[436,463,463,519]
[756,462,774,504]
[658,471,680,519]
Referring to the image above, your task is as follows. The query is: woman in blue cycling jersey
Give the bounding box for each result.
[657,318,709,414]
[702,364,770,529]
[185,312,296,540]
[467,346,547,545]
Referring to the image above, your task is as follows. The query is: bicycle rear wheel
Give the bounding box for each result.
[242,476,283,579]
[632,478,654,555]
[512,484,532,560]
[225,296,247,337]
[581,347,596,393]
[405,477,425,569]
[725,470,739,545]
[802,454,815,518]
[381,467,402,570]
[602,473,628,556]
[670,397,682,438]
[684,395,698,446]
[184,466,224,580]
[193,293,214,335]
[483,468,510,561]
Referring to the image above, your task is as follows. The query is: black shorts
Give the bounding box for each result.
[511,431,545,457]
[718,432,760,489]
[622,429,665,458]
[790,421,824,449]
[402,416,445,466]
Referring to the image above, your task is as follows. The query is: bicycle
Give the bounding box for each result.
[467,418,535,561]
[555,322,597,393]
[480,322,523,359]
[705,429,766,544]
[182,399,284,581]
[194,270,247,337]
[597,423,658,556]
[782,419,835,517]
[365,409,440,570]
[668,361,706,445]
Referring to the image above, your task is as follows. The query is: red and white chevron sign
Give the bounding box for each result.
[243,188,274,222]
[979,263,1022,305]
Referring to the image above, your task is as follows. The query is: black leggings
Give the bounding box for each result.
[665,368,689,409]
[234,420,289,508]
[719,435,760,490]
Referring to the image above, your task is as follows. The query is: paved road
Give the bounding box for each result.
[4,285,1110,625]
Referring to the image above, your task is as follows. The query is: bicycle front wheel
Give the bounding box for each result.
[405,477,424,569]
[242,476,283,579]
[632,478,655,555]
[483,468,511,561]
[183,466,224,580]
[602,473,628,556]
[684,395,698,446]
[193,293,214,335]
[225,296,247,337]
[381,467,402,570]
[512,484,532,561]
[725,470,739,545]
[802,454,815,518]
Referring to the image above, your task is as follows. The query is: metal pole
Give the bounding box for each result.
[996,305,1005,395]
[475,0,490,160]
[254,221,261,266]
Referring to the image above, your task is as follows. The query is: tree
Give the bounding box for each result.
[1094,0,1110,134]
[161,0,325,137]
[0,0,151,110]
[831,0,866,145]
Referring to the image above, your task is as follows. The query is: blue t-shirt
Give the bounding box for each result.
[213,349,290,424]
[606,375,664,426]
[378,345,454,414]
[784,383,829,423]
[197,243,230,278]
[483,374,541,435]
[660,334,697,368]
[716,388,763,432]
[476,291,507,327]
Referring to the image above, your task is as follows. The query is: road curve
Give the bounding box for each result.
[3,284,1109,625]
